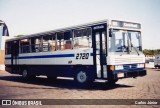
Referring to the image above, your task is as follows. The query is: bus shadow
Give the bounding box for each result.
[0,75,134,90]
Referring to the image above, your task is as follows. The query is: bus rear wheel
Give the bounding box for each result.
[22,69,29,78]
[22,69,35,80]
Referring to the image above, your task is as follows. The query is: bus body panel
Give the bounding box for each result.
[6,48,94,65]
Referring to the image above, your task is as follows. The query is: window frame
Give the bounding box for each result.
[73,27,92,49]
[5,41,12,55]
[19,38,30,53]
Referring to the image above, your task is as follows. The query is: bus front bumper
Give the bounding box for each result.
[112,70,147,79]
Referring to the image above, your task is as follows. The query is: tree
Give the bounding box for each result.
[14,34,25,37]
[143,49,160,55]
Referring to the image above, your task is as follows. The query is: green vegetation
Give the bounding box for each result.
[143,49,160,55]
[14,34,25,37]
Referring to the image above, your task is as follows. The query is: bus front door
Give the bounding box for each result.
[93,30,107,79]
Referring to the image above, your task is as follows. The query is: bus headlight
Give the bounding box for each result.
[137,64,144,68]
[115,65,123,70]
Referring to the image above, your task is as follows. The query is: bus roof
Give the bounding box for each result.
[6,19,141,42]
[6,19,109,42]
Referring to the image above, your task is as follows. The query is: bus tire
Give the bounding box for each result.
[22,69,35,80]
[74,70,89,84]
[22,69,30,79]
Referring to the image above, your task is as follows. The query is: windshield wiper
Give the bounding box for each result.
[126,32,140,56]
[131,43,140,55]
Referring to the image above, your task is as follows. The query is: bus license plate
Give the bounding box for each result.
[118,73,124,78]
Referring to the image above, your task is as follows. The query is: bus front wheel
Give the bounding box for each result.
[74,70,89,84]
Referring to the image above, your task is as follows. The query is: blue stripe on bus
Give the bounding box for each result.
[5,54,75,59]
[90,53,93,56]
[5,53,94,59]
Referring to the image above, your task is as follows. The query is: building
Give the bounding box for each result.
[0,20,9,70]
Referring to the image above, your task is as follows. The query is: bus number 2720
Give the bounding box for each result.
[76,53,89,59]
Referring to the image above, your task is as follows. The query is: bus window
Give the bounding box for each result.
[73,28,91,48]
[42,35,53,52]
[5,42,11,54]
[88,28,92,48]
[42,34,56,52]
[20,38,30,53]
[31,37,42,53]
[64,31,72,49]
[48,34,56,51]
[57,32,64,50]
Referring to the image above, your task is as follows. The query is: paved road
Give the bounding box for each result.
[0,69,160,108]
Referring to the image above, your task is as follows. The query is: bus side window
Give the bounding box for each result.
[5,42,11,54]
[42,35,53,52]
[64,31,72,50]
[73,28,91,48]
[57,32,64,50]
[20,38,30,53]
[48,34,56,51]
[88,28,92,48]
[31,37,41,53]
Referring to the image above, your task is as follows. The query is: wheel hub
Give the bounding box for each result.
[77,71,87,83]
[23,70,27,78]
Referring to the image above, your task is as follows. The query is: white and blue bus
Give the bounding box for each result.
[5,20,146,84]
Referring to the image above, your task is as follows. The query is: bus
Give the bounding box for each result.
[154,55,160,69]
[5,19,146,84]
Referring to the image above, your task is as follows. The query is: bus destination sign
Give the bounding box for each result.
[112,20,141,29]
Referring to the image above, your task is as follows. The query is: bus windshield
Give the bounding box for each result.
[109,30,142,55]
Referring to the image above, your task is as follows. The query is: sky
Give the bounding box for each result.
[0,0,160,49]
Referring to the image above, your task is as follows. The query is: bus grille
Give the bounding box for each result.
[115,57,144,64]
[123,64,137,69]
